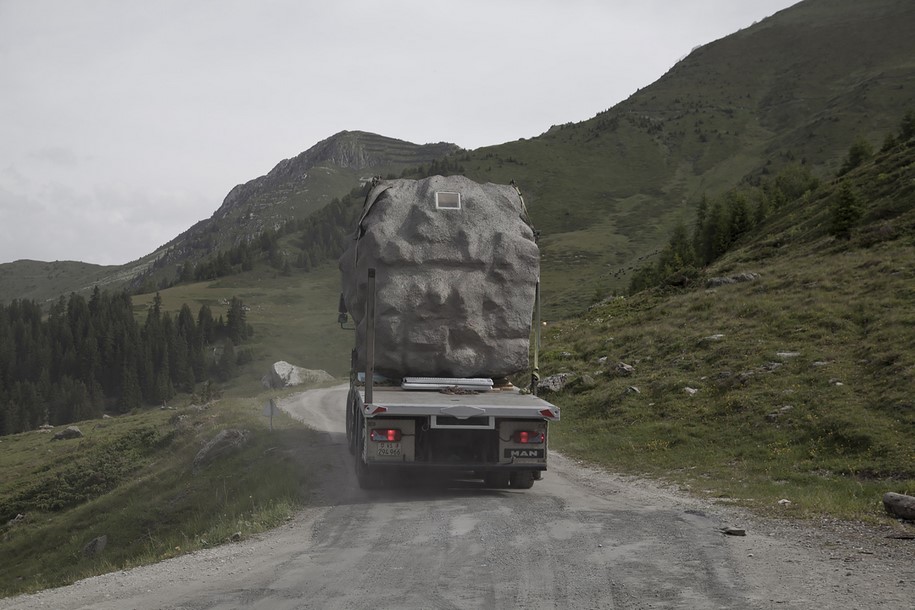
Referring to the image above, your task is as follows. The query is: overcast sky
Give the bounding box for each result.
[0,0,800,266]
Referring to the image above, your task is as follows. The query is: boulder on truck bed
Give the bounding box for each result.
[340,175,540,379]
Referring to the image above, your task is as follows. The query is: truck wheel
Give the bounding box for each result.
[483,472,511,489]
[510,471,535,489]
[345,388,356,455]
[354,418,381,490]
[355,454,380,490]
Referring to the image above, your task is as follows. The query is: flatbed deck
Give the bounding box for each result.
[355,385,560,420]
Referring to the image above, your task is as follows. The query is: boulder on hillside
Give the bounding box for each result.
[268,361,334,389]
[82,535,107,558]
[538,373,575,394]
[193,429,251,473]
[614,362,635,376]
[883,492,915,520]
[52,426,83,441]
[706,272,760,288]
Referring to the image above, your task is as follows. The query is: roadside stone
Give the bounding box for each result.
[52,426,83,441]
[559,351,573,359]
[538,373,575,394]
[230,531,242,542]
[268,361,334,389]
[615,362,635,376]
[706,272,760,288]
[82,535,108,557]
[597,356,608,364]
[776,351,801,359]
[699,333,725,345]
[721,527,746,536]
[684,387,698,396]
[626,386,640,395]
[193,429,251,473]
[883,492,915,520]
[7,513,25,527]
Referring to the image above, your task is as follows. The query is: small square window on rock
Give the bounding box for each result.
[435,191,461,210]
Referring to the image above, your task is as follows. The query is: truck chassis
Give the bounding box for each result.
[346,381,559,490]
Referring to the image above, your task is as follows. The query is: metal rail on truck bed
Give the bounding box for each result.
[356,385,561,420]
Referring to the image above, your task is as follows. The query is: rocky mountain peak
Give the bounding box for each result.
[214,131,459,220]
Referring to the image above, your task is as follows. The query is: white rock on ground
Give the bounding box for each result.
[269,361,334,389]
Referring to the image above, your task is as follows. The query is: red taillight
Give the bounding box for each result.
[369,428,402,442]
[514,430,545,444]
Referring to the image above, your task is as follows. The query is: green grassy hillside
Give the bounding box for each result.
[0,264,349,597]
[131,264,352,380]
[0,394,321,597]
[538,128,915,519]
[449,0,915,317]
[0,260,120,307]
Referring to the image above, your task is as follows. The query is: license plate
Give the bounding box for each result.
[377,442,402,457]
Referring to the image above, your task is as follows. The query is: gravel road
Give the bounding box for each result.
[3,385,912,609]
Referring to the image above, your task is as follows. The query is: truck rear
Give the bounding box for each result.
[345,377,559,489]
[338,175,559,489]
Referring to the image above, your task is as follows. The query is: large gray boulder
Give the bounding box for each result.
[340,176,539,379]
[52,426,83,441]
[268,361,334,388]
[192,429,251,473]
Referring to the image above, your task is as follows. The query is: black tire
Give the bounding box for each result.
[354,414,381,490]
[483,472,511,489]
[345,388,356,456]
[510,471,535,489]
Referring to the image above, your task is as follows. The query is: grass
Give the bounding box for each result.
[0,264,350,598]
[131,263,353,381]
[0,391,320,597]
[539,180,915,520]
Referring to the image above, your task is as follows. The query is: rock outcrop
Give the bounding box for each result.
[52,426,83,441]
[192,429,251,473]
[267,361,334,389]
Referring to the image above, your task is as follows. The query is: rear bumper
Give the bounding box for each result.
[364,460,547,473]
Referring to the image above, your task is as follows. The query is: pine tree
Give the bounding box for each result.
[198,305,215,345]
[216,339,237,381]
[830,182,862,239]
[226,297,247,343]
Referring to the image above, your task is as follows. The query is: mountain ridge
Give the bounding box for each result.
[2,0,913,312]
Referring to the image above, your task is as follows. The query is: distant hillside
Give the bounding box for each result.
[449,0,915,316]
[0,132,459,305]
[126,131,459,291]
[3,0,913,317]
[226,0,915,319]
[536,117,915,518]
[0,260,119,306]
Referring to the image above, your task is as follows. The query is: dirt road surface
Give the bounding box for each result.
[3,385,913,609]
